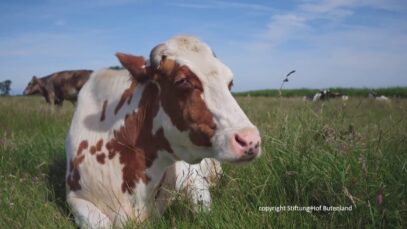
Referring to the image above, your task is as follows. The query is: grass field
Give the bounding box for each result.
[0,96,406,228]
[234,87,407,98]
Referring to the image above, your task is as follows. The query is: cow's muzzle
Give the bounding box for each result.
[229,127,261,162]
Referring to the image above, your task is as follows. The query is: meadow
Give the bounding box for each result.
[0,95,406,228]
[234,87,407,98]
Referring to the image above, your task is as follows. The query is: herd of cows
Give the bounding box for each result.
[23,73,390,107]
[302,89,390,102]
[21,36,389,228]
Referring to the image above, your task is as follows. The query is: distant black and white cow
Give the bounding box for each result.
[368,91,390,102]
[65,36,261,228]
[304,89,349,102]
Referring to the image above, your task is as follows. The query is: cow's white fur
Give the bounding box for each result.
[66,36,257,228]
[66,69,222,227]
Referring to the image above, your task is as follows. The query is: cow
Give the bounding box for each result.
[23,70,92,106]
[303,89,348,102]
[375,95,390,102]
[65,36,261,228]
[368,91,390,102]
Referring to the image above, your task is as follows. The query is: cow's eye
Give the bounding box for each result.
[228,80,234,90]
[174,78,192,90]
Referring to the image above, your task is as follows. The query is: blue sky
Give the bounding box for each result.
[1,0,407,94]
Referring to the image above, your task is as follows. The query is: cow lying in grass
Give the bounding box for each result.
[23,70,92,106]
[65,36,261,228]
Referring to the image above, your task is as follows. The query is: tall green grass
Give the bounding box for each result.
[0,96,406,228]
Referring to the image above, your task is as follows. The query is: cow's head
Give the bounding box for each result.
[116,36,261,164]
[23,76,43,95]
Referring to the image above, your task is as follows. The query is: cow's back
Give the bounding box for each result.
[65,69,144,222]
[48,70,91,101]
[67,69,137,139]
[69,70,92,90]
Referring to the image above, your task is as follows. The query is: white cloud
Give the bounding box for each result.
[300,0,407,13]
[264,14,308,44]
[239,0,407,89]
[300,0,356,13]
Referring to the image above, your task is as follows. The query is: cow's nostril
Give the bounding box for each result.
[234,134,247,147]
[245,149,254,155]
[254,142,260,149]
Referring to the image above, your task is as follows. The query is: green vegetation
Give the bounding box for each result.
[0,96,406,228]
[234,87,407,98]
[0,80,12,96]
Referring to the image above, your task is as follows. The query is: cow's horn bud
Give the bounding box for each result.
[150,43,167,69]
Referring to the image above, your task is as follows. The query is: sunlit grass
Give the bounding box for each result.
[0,96,406,228]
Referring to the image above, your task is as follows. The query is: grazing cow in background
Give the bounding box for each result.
[303,89,349,102]
[302,94,315,101]
[368,91,390,102]
[375,95,390,102]
[23,70,92,106]
[65,36,261,228]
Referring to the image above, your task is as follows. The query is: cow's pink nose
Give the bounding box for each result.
[231,128,261,159]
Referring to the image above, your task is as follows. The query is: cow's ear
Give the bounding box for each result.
[34,77,44,87]
[116,52,149,82]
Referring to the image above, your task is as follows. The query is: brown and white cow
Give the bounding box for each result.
[23,70,92,106]
[65,36,261,228]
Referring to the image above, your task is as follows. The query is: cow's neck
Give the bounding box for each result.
[126,82,182,218]
[111,82,176,199]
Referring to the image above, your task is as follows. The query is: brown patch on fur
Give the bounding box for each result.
[90,146,97,155]
[114,81,137,115]
[106,142,116,159]
[67,161,81,191]
[76,140,89,156]
[67,155,85,191]
[67,141,89,190]
[73,155,85,169]
[100,100,108,122]
[159,62,216,147]
[96,153,106,164]
[107,83,173,194]
[96,139,103,151]
[88,139,105,159]
[67,143,87,191]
